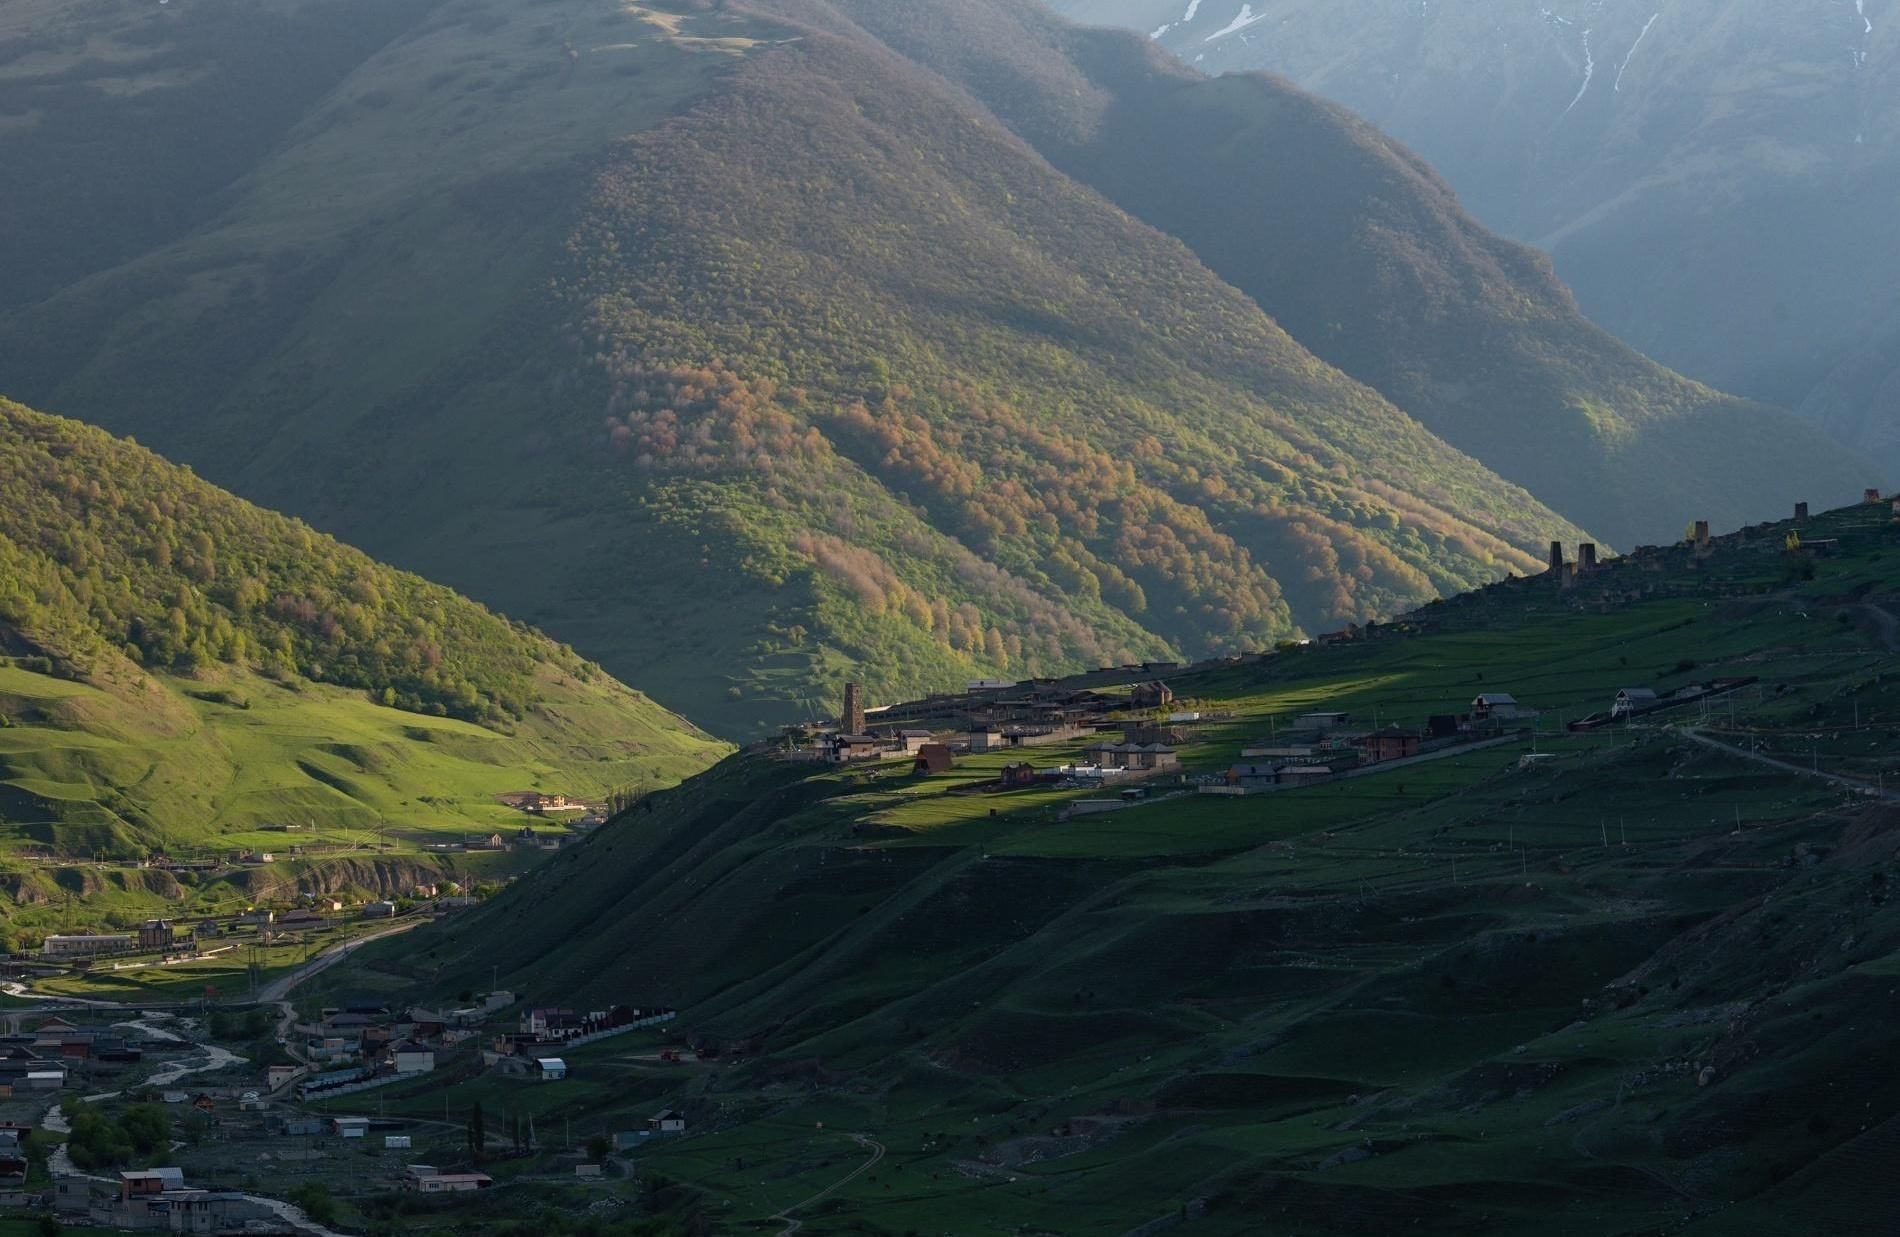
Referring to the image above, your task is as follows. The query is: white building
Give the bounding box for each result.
[1612,688,1660,718]
[40,934,133,957]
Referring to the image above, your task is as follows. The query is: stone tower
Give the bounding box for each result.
[1794,502,1809,522]
[1548,541,1565,574]
[1578,544,1598,572]
[842,682,865,736]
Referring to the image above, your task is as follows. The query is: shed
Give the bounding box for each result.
[912,744,955,776]
[648,1109,686,1135]
[535,1057,568,1081]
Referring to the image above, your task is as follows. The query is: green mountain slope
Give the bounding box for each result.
[1054,0,1900,472]
[329,498,1900,1234]
[808,0,1876,550]
[0,398,727,884]
[0,0,1600,738]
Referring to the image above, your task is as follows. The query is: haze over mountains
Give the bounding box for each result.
[1058,0,1900,469]
[0,0,1873,735]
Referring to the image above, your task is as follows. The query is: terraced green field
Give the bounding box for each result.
[305,501,1900,1233]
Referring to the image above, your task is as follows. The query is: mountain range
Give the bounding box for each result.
[0,0,1872,735]
[1056,0,1900,470]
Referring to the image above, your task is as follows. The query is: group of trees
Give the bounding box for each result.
[0,401,601,726]
[62,1101,170,1170]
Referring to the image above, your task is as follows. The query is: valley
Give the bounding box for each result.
[0,399,727,944]
[3,2,1899,1231]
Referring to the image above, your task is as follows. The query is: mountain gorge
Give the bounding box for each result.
[0,0,1869,736]
[1057,0,1900,471]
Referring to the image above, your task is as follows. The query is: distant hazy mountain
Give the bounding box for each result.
[0,0,1869,736]
[1055,0,1900,469]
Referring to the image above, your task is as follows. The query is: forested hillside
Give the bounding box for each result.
[0,0,1862,737]
[812,0,1873,549]
[0,399,725,865]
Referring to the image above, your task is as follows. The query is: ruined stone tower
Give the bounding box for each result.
[1794,502,1810,522]
[1548,541,1565,574]
[842,682,866,735]
[1578,544,1598,572]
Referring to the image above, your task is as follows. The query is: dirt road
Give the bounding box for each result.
[771,1133,886,1235]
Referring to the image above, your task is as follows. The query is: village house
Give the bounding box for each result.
[825,734,884,764]
[1130,681,1175,709]
[1083,742,1181,773]
[0,1128,27,1185]
[388,1041,437,1074]
[119,1168,187,1199]
[648,1109,687,1135]
[1351,725,1421,764]
[1225,763,1281,789]
[1471,693,1536,722]
[403,1168,492,1193]
[1612,687,1660,718]
[137,920,175,950]
[534,1057,568,1081]
[0,1043,68,1093]
[401,1008,448,1041]
[1292,712,1352,732]
[361,901,397,919]
[999,763,1041,788]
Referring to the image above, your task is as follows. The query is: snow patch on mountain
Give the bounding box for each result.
[1615,13,1659,92]
[1204,4,1268,42]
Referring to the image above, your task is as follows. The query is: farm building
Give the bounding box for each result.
[912,744,955,775]
[40,934,133,957]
